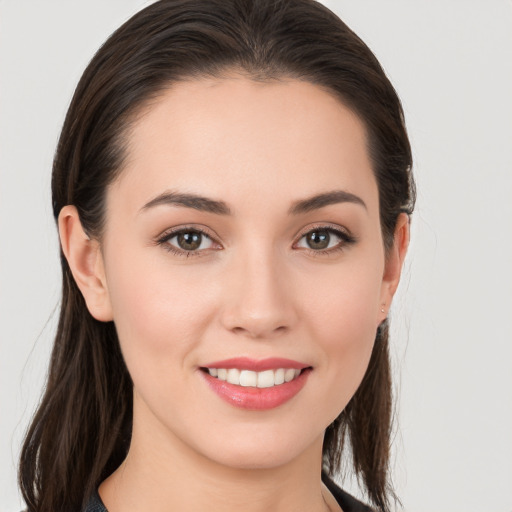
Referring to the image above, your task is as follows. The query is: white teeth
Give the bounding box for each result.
[207,367,304,387]
[226,368,240,385]
[274,368,285,385]
[284,369,296,382]
[239,370,257,387]
[257,369,275,388]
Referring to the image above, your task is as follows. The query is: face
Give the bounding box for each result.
[94,76,397,470]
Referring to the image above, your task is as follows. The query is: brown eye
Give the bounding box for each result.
[306,230,330,250]
[177,231,203,250]
[162,229,216,253]
[295,226,355,253]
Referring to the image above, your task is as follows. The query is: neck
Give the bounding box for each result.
[99,402,335,512]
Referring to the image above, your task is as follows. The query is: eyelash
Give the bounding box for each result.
[155,224,356,258]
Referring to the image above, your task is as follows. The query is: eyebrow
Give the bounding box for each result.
[140,189,366,216]
[288,190,367,214]
[140,191,231,215]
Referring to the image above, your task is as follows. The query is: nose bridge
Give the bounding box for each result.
[220,240,296,338]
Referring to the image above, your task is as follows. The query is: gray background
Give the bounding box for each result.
[1,1,511,510]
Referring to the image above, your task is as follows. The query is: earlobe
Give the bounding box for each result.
[378,213,410,323]
[58,205,113,322]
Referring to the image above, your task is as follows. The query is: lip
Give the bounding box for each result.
[198,358,312,410]
[201,357,310,372]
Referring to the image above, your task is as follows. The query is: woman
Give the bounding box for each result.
[18,1,414,511]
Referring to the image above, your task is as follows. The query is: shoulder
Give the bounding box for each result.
[322,472,375,512]
[84,478,372,512]
[83,490,108,512]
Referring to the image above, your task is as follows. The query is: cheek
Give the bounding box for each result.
[299,262,382,411]
[301,258,382,341]
[103,246,215,373]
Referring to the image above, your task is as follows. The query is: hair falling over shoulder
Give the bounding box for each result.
[19,264,133,511]
[19,1,414,511]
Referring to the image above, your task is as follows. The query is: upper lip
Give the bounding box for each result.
[201,357,311,372]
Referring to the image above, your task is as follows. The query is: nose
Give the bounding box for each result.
[219,248,298,339]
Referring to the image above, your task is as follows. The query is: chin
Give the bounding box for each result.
[195,425,321,471]
[206,448,298,471]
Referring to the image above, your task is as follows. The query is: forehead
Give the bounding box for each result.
[109,76,378,217]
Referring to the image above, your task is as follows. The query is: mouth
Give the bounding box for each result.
[199,367,308,388]
[199,357,312,410]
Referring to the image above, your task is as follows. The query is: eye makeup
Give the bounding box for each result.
[154,220,357,259]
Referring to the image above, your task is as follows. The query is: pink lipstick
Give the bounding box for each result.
[199,357,312,410]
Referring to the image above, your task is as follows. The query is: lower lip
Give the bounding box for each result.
[200,369,311,410]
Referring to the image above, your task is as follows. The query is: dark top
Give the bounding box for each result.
[84,474,373,512]
[322,473,374,511]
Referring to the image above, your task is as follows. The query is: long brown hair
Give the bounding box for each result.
[19,1,415,511]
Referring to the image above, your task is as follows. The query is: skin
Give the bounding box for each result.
[59,75,409,512]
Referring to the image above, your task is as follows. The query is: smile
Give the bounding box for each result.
[204,368,302,388]
[199,358,312,410]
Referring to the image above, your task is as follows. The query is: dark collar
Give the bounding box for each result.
[322,472,374,512]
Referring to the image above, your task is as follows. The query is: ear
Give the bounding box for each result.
[378,212,410,325]
[58,205,113,322]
